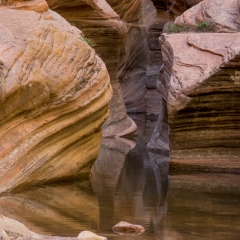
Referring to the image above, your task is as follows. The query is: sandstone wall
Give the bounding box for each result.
[163,32,240,160]
[47,0,137,137]
[0,0,112,193]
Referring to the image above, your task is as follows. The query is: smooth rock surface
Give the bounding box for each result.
[0,216,41,239]
[161,33,240,159]
[77,231,107,240]
[175,0,240,33]
[0,0,112,193]
[0,228,10,240]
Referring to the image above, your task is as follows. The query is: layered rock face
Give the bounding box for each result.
[148,0,240,162]
[0,0,112,193]
[175,0,239,33]
[47,0,137,137]
[145,1,170,116]
[118,0,156,113]
[163,33,240,160]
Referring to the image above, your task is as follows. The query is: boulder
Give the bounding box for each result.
[0,0,112,193]
[175,0,240,33]
[47,0,137,137]
[77,231,107,240]
[0,229,10,240]
[161,32,240,160]
[112,221,145,235]
[0,216,41,239]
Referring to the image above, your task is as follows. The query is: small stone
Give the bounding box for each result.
[112,221,145,235]
[77,231,107,240]
[16,237,23,240]
[0,228,10,240]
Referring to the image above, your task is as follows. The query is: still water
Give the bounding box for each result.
[0,115,240,239]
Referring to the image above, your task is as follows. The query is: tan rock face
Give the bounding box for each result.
[161,33,240,159]
[0,1,112,193]
[175,0,240,33]
[47,0,137,137]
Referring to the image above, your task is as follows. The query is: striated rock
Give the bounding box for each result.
[47,0,137,137]
[175,0,240,33]
[154,0,202,18]
[77,231,107,240]
[112,221,145,235]
[106,0,142,23]
[161,33,240,159]
[0,1,112,193]
[118,0,156,113]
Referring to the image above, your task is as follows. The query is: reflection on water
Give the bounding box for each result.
[0,114,240,239]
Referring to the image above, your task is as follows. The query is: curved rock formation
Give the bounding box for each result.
[175,0,240,33]
[0,0,112,193]
[156,0,202,17]
[161,32,240,160]
[118,0,156,114]
[47,0,137,137]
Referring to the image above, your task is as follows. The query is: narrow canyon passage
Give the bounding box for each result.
[0,115,240,239]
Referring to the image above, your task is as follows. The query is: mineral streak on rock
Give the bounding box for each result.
[0,0,112,193]
[47,0,137,137]
[162,33,240,159]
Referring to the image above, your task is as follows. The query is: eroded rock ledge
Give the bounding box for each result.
[0,0,112,193]
[162,32,240,160]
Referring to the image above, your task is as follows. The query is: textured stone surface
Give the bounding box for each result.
[144,1,169,115]
[163,0,202,14]
[118,0,156,113]
[112,221,145,235]
[47,0,137,137]
[175,0,240,33]
[161,33,240,159]
[0,1,112,193]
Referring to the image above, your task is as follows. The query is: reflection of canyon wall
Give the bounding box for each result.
[0,117,169,239]
[0,183,99,236]
[47,0,137,137]
[166,174,240,239]
[0,0,112,193]
[92,116,169,239]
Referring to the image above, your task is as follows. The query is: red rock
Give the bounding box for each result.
[112,221,145,235]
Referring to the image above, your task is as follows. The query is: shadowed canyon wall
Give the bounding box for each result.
[47,0,137,137]
[0,0,112,193]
